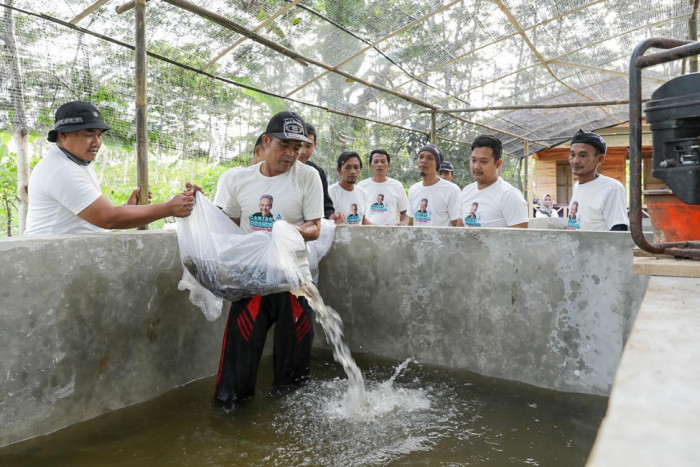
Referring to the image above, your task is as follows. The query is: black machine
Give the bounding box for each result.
[645,73,700,205]
[629,38,700,259]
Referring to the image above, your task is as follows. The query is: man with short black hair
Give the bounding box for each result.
[567,129,628,231]
[358,148,409,225]
[214,110,323,406]
[328,151,371,225]
[25,101,196,236]
[299,122,335,219]
[439,160,455,182]
[459,135,528,228]
[407,144,461,227]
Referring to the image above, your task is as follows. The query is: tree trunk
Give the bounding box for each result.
[3,1,30,234]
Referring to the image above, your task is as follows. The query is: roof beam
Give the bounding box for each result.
[491,0,621,123]
[69,0,110,24]
[284,0,463,98]
[158,0,440,110]
[201,0,303,71]
[346,0,606,114]
[548,59,667,83]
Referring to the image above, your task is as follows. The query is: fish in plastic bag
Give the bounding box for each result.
[177,192,333,320]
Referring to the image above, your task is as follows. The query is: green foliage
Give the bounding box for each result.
[0,132,18,236]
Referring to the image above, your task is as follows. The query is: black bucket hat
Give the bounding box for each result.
[47,101,112,142]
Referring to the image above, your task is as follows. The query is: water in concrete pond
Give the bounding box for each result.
[0,350,607,466]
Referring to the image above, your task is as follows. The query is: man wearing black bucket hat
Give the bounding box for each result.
[213,110,323,407]
[407,143,461,226]
[567,129,628,231]
[24,101,197,236]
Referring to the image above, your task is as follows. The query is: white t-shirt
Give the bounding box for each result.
[357,177,409,225]
[460,177,529,228]
[24,146,104,236]
[567,174,628,231]
[215,161,323,234]
[328,183,369,225]
[407,178,461,226]
[215,167,243,198]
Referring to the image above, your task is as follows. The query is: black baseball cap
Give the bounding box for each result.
[264,111,311,143]
[47,101,111,142]
[439,161,454,172]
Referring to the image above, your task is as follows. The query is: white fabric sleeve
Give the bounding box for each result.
[406,186,416,219]
[48,166,102,215]
[395,183,409,212]
[447,185,461,221]
[501,189,530,226]
[213,169,233,207]
[602,182,629,230]
[216,172,241,219]
[302,169,324,221]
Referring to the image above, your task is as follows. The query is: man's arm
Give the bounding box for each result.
[509,222,528,228]
[362,216,373,225]
[79,192,194,229]
[296,218,321,241]
[398,210,407,225]
[407,217,414,226]
[449,219,460,227]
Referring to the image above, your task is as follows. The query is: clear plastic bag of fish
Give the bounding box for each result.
[176,192,312,316]
[308,218,336,283]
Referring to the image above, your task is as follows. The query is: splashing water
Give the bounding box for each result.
[296,282,368,407]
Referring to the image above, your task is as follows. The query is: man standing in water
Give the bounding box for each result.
[407,144,461,227]
[214,110,323,406]
[358,149,409,225]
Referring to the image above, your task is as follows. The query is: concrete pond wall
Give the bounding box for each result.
[0,227,648,447]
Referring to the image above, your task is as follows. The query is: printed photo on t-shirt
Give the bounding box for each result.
[347,203,361,225]
[370,193,388,213]
[249,194,277,231]
[414,198,431,224]
[463,201,482,227]
[566,201,581,230]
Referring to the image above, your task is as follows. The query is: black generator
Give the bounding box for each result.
[645,72,700,204]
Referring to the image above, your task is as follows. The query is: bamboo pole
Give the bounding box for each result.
[69,0,110,24]
[135,0,148,229]
[430,112,437,144]
[422,99,640,113]
[202,0,303,71]
[157,0,435,110]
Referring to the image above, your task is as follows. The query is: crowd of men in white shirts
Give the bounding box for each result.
[24,102,629,406]
[319,131,628,232]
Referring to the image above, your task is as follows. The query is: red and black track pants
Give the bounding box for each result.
[213,291,315,404]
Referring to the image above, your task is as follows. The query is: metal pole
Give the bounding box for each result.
[629,37,697,255]
[430,111,436,144]
[135,0,148,228]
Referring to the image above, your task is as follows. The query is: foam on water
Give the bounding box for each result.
[270,370,468,466]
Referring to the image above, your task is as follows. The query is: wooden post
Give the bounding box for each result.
[523,140,530,213]
[135,0,149,228]
[3,1,29,235]
[430,111,436,144]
